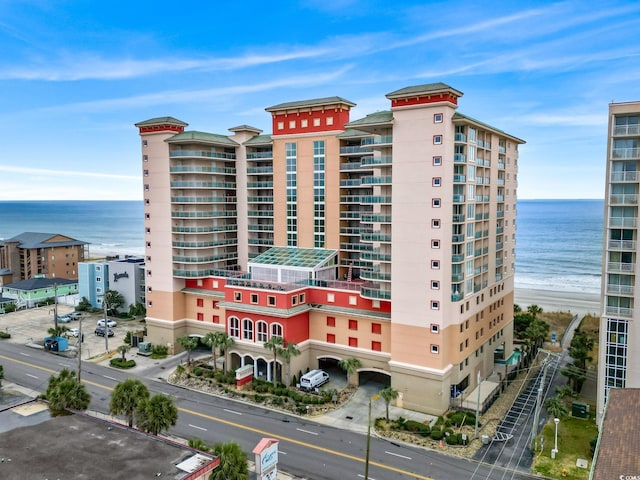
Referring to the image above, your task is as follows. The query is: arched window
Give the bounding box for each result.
[228,317,240,338]
[243,318,254,341]
[256,321,268,342]
[271,323,283,339]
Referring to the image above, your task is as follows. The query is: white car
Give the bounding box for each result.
[97,318,117,328]
[68,328,80,337]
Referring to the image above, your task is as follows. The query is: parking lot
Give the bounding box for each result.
[0,305,146,361]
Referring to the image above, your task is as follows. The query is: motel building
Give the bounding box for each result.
[136,82,524,415]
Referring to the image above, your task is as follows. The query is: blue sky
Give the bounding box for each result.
[1,0,639,200]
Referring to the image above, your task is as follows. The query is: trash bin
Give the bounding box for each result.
[481,435,489,444]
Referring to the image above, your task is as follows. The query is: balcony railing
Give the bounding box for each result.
[609,217,637,228]
[170,166,236,174]
[170,150,236,160]
[608,262,635,272]
[361,156,392,166]
[455,133,467,142]
[361,135,393,146]
[171,196,235,204]
[170,181,236,189]
[361,175,392,185]
[453,175,466,183]
[608,239,636,250]
[613,124,640,136]
[360,286,391,300]
[610,171,639,182]
[247,166,274,174]
[246,152,273,159]
[247,181,273,189]
[340,146,373,155]
[171,211,236,218]
[248,210,274,217]
[609,194,638,205]
[605,305,633,317]
[454,154,466,163]
[612,148,640,159]
[361,214,392,223]
[606,284,634,295]
[172,225,237,233]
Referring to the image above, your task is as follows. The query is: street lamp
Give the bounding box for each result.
[552,417,559,459]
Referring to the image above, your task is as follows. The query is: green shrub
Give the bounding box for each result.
[271,396,283,406]
[446,410,478,428]
[192,367,203,377]
[0,331,11,339]
[404,420,430,436]
[254,394,264,403]
[205,369,215,378]
[430,429,444,441]
[152,344,168,356]
[445,433,460,445]
[110,358,136,369]
[296,404,308,414]
[443,427,454,436]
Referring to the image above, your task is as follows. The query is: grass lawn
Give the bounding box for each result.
[532,414,597,479]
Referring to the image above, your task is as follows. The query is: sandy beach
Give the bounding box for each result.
[514,288,601,317]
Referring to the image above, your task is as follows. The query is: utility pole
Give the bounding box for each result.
[103,293,109,353]
[530,353,550,449]
[77,317,83,383]
[475,371,481,439]
[364,394,380,479]
[53,283,59,330]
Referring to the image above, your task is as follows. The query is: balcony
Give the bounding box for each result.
[608,262,635,273]
[172,225,237,233]
[455,133,467,142]
[497,211,504,218]
[169,150,236,160]
[248,210,274,217]
[452,254,464,262]
[361,214,392,223]
[609,217,637,228]
[171,196,235,204]
[453,175,466,183]
[340,242,372,252]
[360,270,392,282]
[361,156,392,166]
[613,124,640,136]
[247,196,274,203]
[361,135,393,146]
[454,154,466,163]
[609,194,638,205]
[361,232,391,243]
[452,214,465,222]
[451,273,464,282]
[612,148,640,159]
[340,211,361,220]
[453,195,465,203]
[608,239,636,250]
[498,146,506,153]
[247,181,274,189]
[340,146,373,155]
[606,284,634,295]
[498,162,505,170]
[340,162,363,171]
[610,171,639,182]
[246,152,273,159]
[170,166,236,174]
[605,305,633,318]
[341,179,362,187]
[361,175,392,185]
[170,181,236,189]
[360,251,391,262]
[360,286,391,300]
[172,239,237,248]
[248,224,274,232]
[452,234,465,243]
[171,211,236,218]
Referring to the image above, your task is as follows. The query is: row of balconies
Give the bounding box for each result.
[171,196,236,204]
[172,225,238,233]
[170,166,236,174]
[170,181,236,189]
[172,239,237,248]
[171,211,236,218]
[248,210,274,217]
[169,149,236,160]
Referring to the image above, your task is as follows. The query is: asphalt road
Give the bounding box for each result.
[0,341,539,480]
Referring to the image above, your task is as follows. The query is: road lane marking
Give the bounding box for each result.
[188,424,207,431]
[296,428,319,436]
[26,373,38,379]
[0,353,435,480]
[223,408,242,415]
[385,451,412,460]
[102,375,118,381]
[358,475,377,480]
[19,352,31,357]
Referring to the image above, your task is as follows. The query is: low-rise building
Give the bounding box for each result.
[78,257,145,309]
[1,277,78,309]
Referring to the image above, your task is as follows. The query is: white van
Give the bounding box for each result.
[299,369,330,391]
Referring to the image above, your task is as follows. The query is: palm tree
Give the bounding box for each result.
[263,335,284,386]
[218,333,235,374]
[545,394,569,418]
[0,364,4,389]
[527,304,543,318]
[136,393,178,435]
[188,438,211,452]
[339,357,362,386]
[379,386,399,421]
[46,368,91,414]
[104,289,125,316]
[47,325,68,338]
[117,344,131,362]
[203,332,235,372]
[110,378,150,427]
[278,342,301,387]
[210,441,248,480]
[176,335,200,365]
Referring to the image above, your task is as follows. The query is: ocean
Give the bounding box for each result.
[0,199,604,294]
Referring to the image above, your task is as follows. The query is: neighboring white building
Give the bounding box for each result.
[78,257,145,310]
[598,102,640,424]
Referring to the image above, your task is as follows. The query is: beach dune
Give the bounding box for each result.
[514,288,601,317]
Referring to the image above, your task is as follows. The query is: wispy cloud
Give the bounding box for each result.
[0,165,139,181]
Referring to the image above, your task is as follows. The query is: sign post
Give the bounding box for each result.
[253,438,279,480]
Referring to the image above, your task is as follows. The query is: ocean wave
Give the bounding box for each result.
[515,273,601,294]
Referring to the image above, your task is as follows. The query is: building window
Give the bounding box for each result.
[291,295,298,306]
[234,292,242,302]
[326,117,334,126]
[431,239,440,249]
[271,323,283,338]
[243,319,254,340]
[196,298,204,307]
[431,324,439,334]
[433,135,443,145]
[431,280,440,290]
[250,293,259,304]
[145,227,151,233]
[313,118,321,127]
[288,120,295,129]
[143,155,148,162]
[145,213,150,219]
[431,260,440,269]
[299,293,305,303]
[277,121,284,130]
[268,296,276,306]
[301,119,308,128]
[372,323,381,334]
[434,113,443,123]
[327,293,335,303]
[432,177,441,187]
[372,341,382,352]
[327,316,336,327]
[433,156,442,166]
[327,333,335,343]
[349,296,357,306]
[348,337,358,348]
[229,317,240,338]
[147,286,152,292]
[143,169,149,177]
[257,321,268,342]
[432,198,441,207]
[432,219,441,228]
[349,319,358,330]
[142,140,148,147]
[212,301,218,308]
[96,277,102,283]
[431,344,439,354]
[197,313,204,321]
[431,301,440,310]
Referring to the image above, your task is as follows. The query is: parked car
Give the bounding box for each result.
[97,318,117,328]
[69,312,82,320]
[57,314,72,323]
[68,328,80,337]
[94,327,114,337]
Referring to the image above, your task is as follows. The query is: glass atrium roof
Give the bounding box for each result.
[250,247,337,269]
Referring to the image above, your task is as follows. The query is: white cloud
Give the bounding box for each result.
[0,165,140,181]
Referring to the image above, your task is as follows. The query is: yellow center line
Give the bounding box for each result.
[0,353,433,480]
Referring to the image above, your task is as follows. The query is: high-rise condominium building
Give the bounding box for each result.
[598,101,640,423]
[136,82,524,414]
